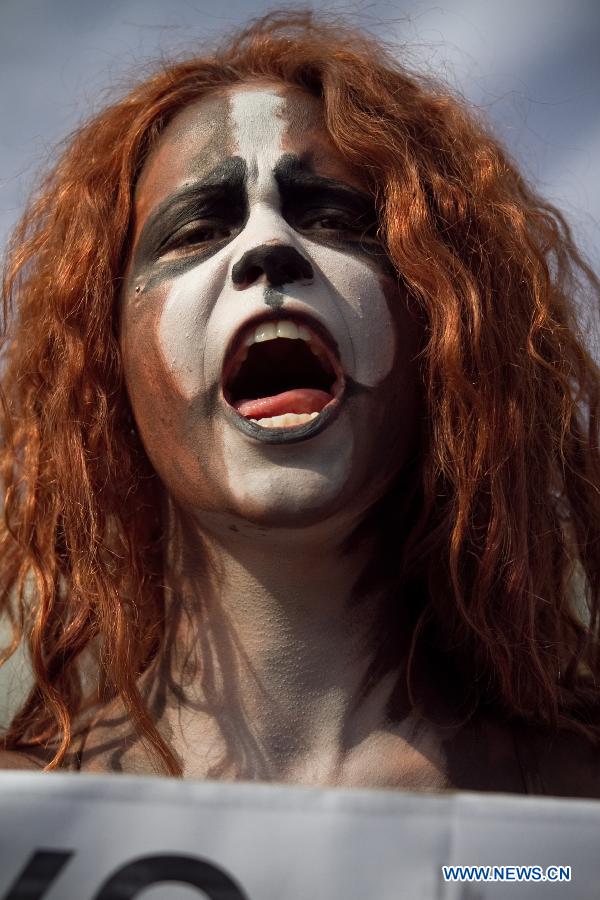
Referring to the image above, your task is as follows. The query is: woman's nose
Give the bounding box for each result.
[231,244,314,290]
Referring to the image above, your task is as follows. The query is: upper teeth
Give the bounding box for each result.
[244,319,313,347]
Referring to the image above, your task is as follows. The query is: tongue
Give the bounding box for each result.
[234,389,332,419]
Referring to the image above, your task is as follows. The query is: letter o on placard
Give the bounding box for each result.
[93,854,249,899]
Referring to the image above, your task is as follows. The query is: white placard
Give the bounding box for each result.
[0,772,599,899]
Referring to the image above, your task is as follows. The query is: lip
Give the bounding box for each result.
[222,389,344,443]
[220,310,346,443]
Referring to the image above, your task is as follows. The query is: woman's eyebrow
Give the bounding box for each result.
[135,156,248,257]
[273,153,373,208]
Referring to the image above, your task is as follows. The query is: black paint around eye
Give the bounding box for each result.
[151,200,244,259]
[133,156,248,269]
[288,196,386,268]
[157,216,239,257]
[285,189,377,229]
[296,208,380,240]
[139,239,232,293]
[273,154,381,249]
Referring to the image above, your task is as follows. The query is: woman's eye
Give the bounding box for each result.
[299,210,378,241]
[302,212,355,230]
[161,222,233,255]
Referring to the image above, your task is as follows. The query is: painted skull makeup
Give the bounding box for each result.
[121,84,422,529]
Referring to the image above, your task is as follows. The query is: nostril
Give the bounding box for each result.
[231,263,264,289]
[232,255,261,288]
[232,244,314,290]
[244,264,263,286]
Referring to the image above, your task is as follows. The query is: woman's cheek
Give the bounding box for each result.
[302,240,397,388]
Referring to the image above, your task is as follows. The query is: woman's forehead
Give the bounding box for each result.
[133,84,367,225]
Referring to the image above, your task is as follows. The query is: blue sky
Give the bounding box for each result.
[1,0,599,347]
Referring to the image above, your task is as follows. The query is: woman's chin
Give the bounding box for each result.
[223,474,351,530]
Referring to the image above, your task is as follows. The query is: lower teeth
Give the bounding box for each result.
[249,411,320,428]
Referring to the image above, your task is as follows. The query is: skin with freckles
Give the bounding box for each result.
[72,83,527,788]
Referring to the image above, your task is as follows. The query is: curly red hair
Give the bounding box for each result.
[1,11,599,776]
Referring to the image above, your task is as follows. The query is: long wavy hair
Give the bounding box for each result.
[1,11,599,776]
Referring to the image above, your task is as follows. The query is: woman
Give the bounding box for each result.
[1,12,599,794]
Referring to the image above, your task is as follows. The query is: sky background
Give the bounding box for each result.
[2,0,600,259]
[0,1,599,718]
[1,0,599,352]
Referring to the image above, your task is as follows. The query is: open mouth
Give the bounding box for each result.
[222,315,345,434]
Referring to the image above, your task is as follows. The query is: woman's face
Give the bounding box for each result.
[120,82,422,532]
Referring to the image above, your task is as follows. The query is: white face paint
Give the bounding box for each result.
[156,88,396,399]
[121,84,422,531]
[230,89,285,202]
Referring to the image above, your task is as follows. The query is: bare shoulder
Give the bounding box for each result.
[0,749,45,771]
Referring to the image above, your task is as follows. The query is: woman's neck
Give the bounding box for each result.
[161,505,405,778]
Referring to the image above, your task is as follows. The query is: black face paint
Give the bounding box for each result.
[132,156,248,292]
[264,286,284,309]
[118,86,420,562]
[232,244,313,288]
[273,154,395,276]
